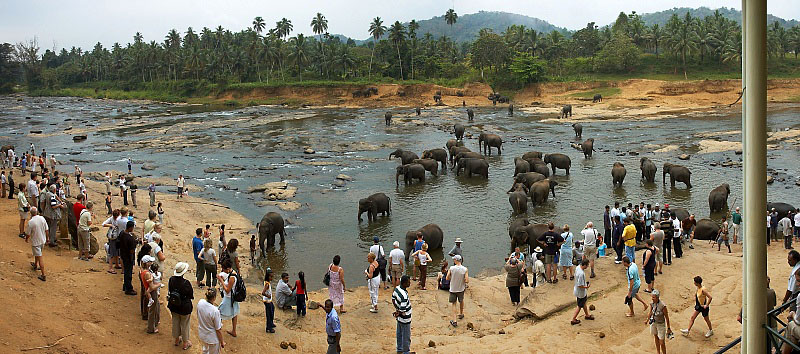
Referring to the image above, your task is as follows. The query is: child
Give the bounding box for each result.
[293,271,307,316]
[148,263,163,307]
[249,235,257,263]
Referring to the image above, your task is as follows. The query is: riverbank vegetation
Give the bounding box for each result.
[3,9,800,99]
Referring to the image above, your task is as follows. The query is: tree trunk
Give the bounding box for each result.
[396,44,403,80]
[368,45,375,80]
[682,49,687,80]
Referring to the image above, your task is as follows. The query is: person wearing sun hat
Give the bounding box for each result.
[168,262,195,350]
[448,238,463,263]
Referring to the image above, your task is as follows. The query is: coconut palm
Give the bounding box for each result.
[367,17,386,79]
[666,12,698,79]
[289,34,308,80]
[311,13,329,76]
[445,9,458,28]
[388,21,406,79]
[408,19,419,79]
[276,18,293,40]
[253,16,266,35]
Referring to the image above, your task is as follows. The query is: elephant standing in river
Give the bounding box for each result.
[509,184,529,214]
[358,193,392,222]
[693,219,720,241]
[611,162,627,187]
[467,108,474,121]
[415,107,421,116]
[509,172,547,192]
[412,158,439,177]
[561,105,572,119]
[478,133,503,155]
[404,224,444,260]
[522,151,542,160]
[527,159,550,177]
[451,151,483,168]
[455,158,489,178]
[396,164,426,186]
[514,158,530,176]
[385,112,392,126]
[572,123,582,139]
[449,146,471,164]
[529,179,558,206]
[258,212,286,253]
[544,153,571,175]
[709,183,730,213]
[640,157,657,183]
[581,138,594,158]
[389,149,419,165]
[454,123,465,141]
[663,163,692,188]
[509,219,563,252]
[422,148,448,171]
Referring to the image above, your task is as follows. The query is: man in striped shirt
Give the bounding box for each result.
[392,275,412,354]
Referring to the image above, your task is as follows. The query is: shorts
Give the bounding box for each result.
[694,304,710,317]
[107,239,120,258]
[449,291,465,303]
[787,321,800,347]
[390,263,404,281]
[584,247,598,261]
[201,341,221,354]
[78,229,91,251]
[544,254,555,264]
[645,269,655,284]
[19,211,29,219]
[576,296,587,308]
[178,187,184,195]
[650,322,667,340]
[32,244,43,257]
[631,286,640,296]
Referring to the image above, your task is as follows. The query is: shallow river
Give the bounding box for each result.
[1,96,799,289]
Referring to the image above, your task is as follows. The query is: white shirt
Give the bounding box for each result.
[196,299,222,344]
[369,244,384,259]
[448,264,468,293]
[27,215,49,247]
[389,248,405,265]
[581,228,598,248]
[177,177,185,188]
[672,219,681,237]
[610,208,620,223]
[0,174,5,184]
[27,179,39,198]
[789,263,800,294]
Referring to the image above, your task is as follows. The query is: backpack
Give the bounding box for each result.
[218,250,230,266]
[167,289,183,308]
[231,272,247,302]
[376,246,387,271]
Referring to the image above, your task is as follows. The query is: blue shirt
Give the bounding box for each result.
[192,236,204,262]
[560,232,573,254]
[413,240,424,252]
[325,308,341,336]
[627,263,641,289]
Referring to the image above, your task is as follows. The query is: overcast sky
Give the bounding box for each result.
[2,0,798,51]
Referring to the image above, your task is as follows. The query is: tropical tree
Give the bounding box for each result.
[289,34,308,80]
[445,9,458,38]
[666,12,699,79]
[367,17,386,79]
[388,21,406,79]
[311,13,329,77]
[408,19,419,79]
[252,17,266,35]
[276,18,293,40]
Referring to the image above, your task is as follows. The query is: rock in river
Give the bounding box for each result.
[335,174,353,181]
[304,148,315,154]
[141,163,157,171]
[678,154,690,160]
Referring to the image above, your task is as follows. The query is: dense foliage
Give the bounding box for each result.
[3,8,800,95]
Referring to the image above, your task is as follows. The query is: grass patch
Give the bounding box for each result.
[568,87,622,99]
[788,95,800,103]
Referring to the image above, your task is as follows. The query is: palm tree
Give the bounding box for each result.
[311,13,329,77]
[253,17,266,35]
[276,18,293,40]
[445,8,458,33]
[388,21,406,79]
[367,17,386,80]
[289,34,308,80]
[666,13,699,79]
[408,19,419,79]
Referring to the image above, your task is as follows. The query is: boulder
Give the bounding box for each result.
[255,201,301,211]
[335,174,353,181]
[308,300,321,310]
[767,175,774,184]
[304,148,315,154]
[263,183,297,200]
[248,182,292,194]
[499,329,505,334]
[289,342,297,349]
[141,163,157,171]
[332,179,346,188]
[72,135,87,141]
[428,340,436,348]
[280,341,289,349]
[678,154,690,160]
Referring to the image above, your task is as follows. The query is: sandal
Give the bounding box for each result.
[562,274,567,280]
[226,330,237,337]
[585,315,595,320]
[570,319,581,325]
[569,276,574,280]
[625,313,634,317]
[107,270,117,274]
[183,343,193,350]
[38,275,46,281]
[450,320,458,327]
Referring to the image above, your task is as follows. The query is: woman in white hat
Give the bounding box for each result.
[168,262,194,350]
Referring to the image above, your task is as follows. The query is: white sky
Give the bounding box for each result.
[2,0,798,51]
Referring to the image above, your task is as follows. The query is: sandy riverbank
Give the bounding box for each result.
[0,164,792,353]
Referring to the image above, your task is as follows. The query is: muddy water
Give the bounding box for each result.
[2,96,799,289]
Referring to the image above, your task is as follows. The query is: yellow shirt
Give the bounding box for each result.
[623,224,637,247]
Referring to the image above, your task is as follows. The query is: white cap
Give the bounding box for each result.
[393,241,400,248]
[453,255,462,262]
[141,255,155,264]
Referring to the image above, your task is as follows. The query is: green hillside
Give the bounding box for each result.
[639,6,799,28]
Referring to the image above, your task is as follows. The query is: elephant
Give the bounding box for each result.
[508,172,546,192]
[358,193,392,222]
[389,149,420,165]
[572,123,583,139]
[454,123,465,141]
[448,146,471,164]
[478,133,503,155]
[258,212,286,253]
[640,157,657,183]
[544,153,571,175]
[451,151,483,168]
[521,151,543,160]
[509,219,563,252]
[433,94,442,103]
[663,163,692,188]
[593,94,602,103]
[446,139,464,151]
[513,158,530,176]
[467,108,474,121]
[581,138,595,158]
[396,164,426,186]
[672,208,690,222]
[529,179,558,206]
[404,224,444,260]
[508,104,514,116]
[412,158,439,177]
[509,185,529,214]
[421,148,448,171]
[385,112,392,126]
[767,202,797,220]
[611,162,627,187]
[527,159,551,177]
[366,87,378,96]
[1,145,13,155]
[561,104,572,119]
[693,219,720,241]
[708,183,730,213]
[455,158,489,178]
[415,107,421,116]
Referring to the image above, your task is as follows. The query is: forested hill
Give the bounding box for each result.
[640,7,799,28]
[382,11,566,43]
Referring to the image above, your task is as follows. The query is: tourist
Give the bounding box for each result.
[119,175,128,206]
[328,255,346,313]
[610,202,621,228]
[603,205,612,247]
[771,208,780,242]
[102,209,122,274]
[276,272,296,310]
[570,259,594,325]
[17,183,29,238]
[77,201,93,261]
[261,268,275,333]
[324,299,342,354]
[141,255,162,334]
[177,174,185,199]
[718,216,732,252]
[680,276,714,338]
[768,210,773,246]
[0,170,6,198]
[157,202,164,224]
[504,256,524,306]
[613,215,624,264]
[647,290,673,354]
[389,241,405,288]
[672,213,683,258]
[73,193,86,223]
[168,262,194,350]
[249,235,256,264]
[534,252,546,287]
[684,214,697,249]
[511,246,528,287]
[448,238,463,261]
[642,240,657,293]
[447,255,468,327]
[392,275,412,354]
[226,238,240,274]
[538,222,564,283]
[784,251,800,308]
[780,213,794,250]
[143,210,157,241]
[650,223,664,275]
[7,171,15,199]
[130,183,138,208]
[119,220,138,295]
[148,230,166,271]
[621,218,637,264]
[559,224,575,280]
[782,274,800,354]
[24,207,48,281]
[582,222,600,278]
[204,224,212,239]
[623,256,648,317]
[218,224,226,253]
[410,243,432,290]
[147,183,156,207]
[26,173,39,212]
[645,204,654,236]
[140,248,156,321]
[437,261,450,290]
[294,271,307,316]
[127,157,132,174]
[104,192,112,215]
[411,232,424,280]
[365,252,381,312]
[660,214,673,265]
[197,288,225,354]
[369,236,389,289]
[217,258,239,337]
[199,238,218,287]
[193,228,205,287]
[795,209,800,242]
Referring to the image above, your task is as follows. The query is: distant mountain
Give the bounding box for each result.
[639,7,799,28]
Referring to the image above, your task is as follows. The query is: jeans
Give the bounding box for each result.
[122,257,134,292]
[123,190,128,206]
[297,293,307,316]
[264,302,275,331]
[772,226,779,241]
[396,321,411,354]
[625,245,635,263]
[795,226,800,239]
[767,227,772,245]
[673,237,683,258]
[613,238,623,262]
[662,238,672,264]
[106,200,112,215]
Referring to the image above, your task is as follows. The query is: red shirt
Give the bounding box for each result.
[73,202,86,223]
[295,280,305,295]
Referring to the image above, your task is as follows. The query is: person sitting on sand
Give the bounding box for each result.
[437,261,450,290]
[276,272,296,310]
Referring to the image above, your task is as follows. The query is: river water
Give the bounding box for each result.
[2,96,799,289]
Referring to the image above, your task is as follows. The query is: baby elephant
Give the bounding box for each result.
[592,94,602,103]
[358,193,392,222]
[385,112,392,126]
[561,104,572,119]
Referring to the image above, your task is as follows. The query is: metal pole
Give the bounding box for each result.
[740,0,748,351]
[743,0,767,353]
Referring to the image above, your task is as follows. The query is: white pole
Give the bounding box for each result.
[743,0,767,353]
